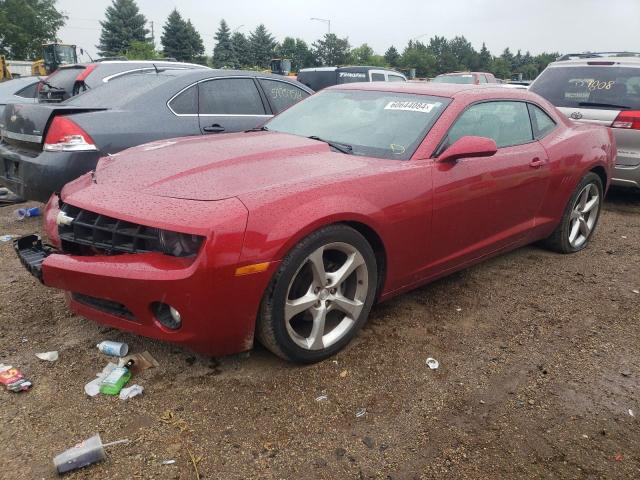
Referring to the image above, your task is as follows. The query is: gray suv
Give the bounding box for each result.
[530,53,640,190]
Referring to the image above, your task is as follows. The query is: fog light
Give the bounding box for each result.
[152,302,182,330]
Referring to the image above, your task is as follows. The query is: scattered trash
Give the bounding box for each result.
[581,434,589,439]
[479,400,485,404]
[621,235,627,239]
[632,289,639,295]
[629,409,635,417]
[21,337,28,343]
[0,187,8,196]
[100,359,134,396]
[162,459,176,465]
[426,358,439,370]
[455,306,462,312]
[84,362,117,397]
[119,351,158,373]
[0,364,32,392]
[0,234,17,242]
[119,384,144,400]
[35,351,59,362]
[614,453,624,461]
[620,369,631,377]
[355,407,367,418]
[315,392,328,402]
[97,340,129,357]
[339,369,348,378]
[53,434,129,474]
[14,207,41,220]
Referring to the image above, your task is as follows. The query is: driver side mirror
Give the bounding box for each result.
[438,136,498,163]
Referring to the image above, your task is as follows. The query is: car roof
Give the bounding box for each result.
[326,81,531,99]
[437,72,492,76]
[548,56,640,67]
[169,69,314,89]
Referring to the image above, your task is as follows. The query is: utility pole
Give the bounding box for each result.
[150,21,155,46]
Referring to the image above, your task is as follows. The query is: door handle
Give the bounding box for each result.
[529,157,547,168]
[203,124,225,133]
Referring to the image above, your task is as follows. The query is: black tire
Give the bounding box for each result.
[256,224,378,363]
[542,172,603,253]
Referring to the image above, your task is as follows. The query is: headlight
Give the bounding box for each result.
[157,230,204,257]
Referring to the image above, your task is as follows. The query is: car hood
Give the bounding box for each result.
[94,132,386,201]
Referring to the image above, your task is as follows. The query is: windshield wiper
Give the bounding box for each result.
[308,136,353,154]
[245,125,269,132]
[39,79,64,91]
[578,101,631,110]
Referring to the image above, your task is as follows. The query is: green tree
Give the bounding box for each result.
[97,0,150,57]
[276,37,314,71]
[248,24,276,68]
[0,0,66,59]
[478,42,492,71]
[230,31,250,68]
[312,33,350,66]
[125,39,159,60]
[185,20,205,64]
[350,43,374,65]
[384,46,400,68]
[449,35,477,70]
[212,19,234,68]
[427,36,459,74]
[490,57,511,79]
[160,10,189,61]
[400,41,436,77]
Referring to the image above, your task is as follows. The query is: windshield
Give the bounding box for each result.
[530,66,640,110]
[266,89,450,160]
[432,74,475,84]
[55,46,76,65]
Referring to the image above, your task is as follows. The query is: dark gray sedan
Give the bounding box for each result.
[0,69,313,201]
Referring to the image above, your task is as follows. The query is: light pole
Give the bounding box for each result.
[310,17,331,35]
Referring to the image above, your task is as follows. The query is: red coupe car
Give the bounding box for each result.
[15,83,615,363]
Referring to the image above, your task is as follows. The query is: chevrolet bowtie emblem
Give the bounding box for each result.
[56,211,74,226]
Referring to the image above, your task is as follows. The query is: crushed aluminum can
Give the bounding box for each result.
[0,364,32,392]
[355,408,367,418]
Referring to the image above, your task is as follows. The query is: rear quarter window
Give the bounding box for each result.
[531,66,640,110]
[258,79,309,113]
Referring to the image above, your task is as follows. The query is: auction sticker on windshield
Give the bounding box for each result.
[384,101,442,113]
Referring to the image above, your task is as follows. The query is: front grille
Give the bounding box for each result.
[59,204,160,255]
[72,293,136,320]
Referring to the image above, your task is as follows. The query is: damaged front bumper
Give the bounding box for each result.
[13,234,54,281]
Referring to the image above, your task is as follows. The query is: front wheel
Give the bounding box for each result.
[543,172,603,253]
[256,225,378,363]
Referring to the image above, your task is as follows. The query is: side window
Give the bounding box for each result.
[478,75,488,84]
[528,104,557,138]
[198,78,266,115]
[371,73,385,82]
[168,85,198,115]
[15,82,39,98]
[388,75,405,82]
[447,101,534,149]
[258,79,309,113]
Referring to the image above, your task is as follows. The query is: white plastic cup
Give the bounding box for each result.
[96,341,129,357]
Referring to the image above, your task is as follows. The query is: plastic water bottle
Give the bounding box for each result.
[14,207,41,220]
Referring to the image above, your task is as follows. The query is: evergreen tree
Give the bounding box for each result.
[212,19,234,68]
[293,39,315,70]
[400,41,436,77]
[0,0,66,59]
[248,24,277,68]
[97,0,149,57]
[161,10,189,61]
[312,33,351,66]
[478,42,492,71]
[384,46,400,67]
[230,31,250,68]
[185,19,205,63]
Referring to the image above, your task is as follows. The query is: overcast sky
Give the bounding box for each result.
[56,0,639,61]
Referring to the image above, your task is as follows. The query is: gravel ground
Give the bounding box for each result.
[0,190,638,480]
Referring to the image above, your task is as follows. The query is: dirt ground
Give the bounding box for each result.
[0,190,638,480]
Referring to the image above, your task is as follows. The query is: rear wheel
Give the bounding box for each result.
[543,172,603,253]
[256,225,377,363]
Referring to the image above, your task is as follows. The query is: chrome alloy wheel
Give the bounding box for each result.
[284,242,369,350]
[568,183,600,248]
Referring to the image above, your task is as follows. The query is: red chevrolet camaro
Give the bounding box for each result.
[15,83,615,363]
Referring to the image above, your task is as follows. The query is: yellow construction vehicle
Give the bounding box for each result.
[31,43,78,76]
[0,55,12,81]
